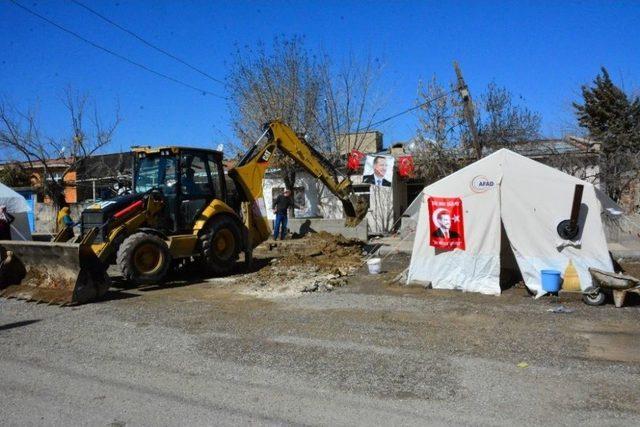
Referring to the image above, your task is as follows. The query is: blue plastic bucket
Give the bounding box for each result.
[541,269,562,293]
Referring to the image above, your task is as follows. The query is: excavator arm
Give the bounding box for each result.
[229,121,368,247]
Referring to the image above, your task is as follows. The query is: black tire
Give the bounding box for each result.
[116,232,172,285]
[199,216,242,276]
[582,291,606,306]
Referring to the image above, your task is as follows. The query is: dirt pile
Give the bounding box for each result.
[275,231,364,271]
[240,232,366,298]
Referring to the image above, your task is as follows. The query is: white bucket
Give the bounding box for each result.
[367,258,381,274]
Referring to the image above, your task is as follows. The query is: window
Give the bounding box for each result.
[207,155,223,200]
[134,156,178,195]
[181,154,210,196]
[224,174,239,210]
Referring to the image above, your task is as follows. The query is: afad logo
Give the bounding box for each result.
[470,175,495,193]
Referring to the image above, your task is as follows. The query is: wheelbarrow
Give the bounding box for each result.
[583,267,640,308]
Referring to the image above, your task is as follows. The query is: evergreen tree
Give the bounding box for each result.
[573,67,640,204]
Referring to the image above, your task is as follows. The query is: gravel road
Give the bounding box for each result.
[1,254,639,426]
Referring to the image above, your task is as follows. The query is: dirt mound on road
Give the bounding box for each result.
[239,232,366,298]
[275,231,364,271]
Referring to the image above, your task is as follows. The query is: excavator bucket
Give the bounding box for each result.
[0,241,109,305]
[342,194,369,227]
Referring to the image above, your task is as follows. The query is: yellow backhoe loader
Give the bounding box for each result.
[0,121,368,304]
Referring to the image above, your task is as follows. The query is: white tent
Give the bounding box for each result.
[407,149,613,296]
[0,183,32,241]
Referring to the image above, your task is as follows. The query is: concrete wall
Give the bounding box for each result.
[336,131,382,155]
[287,218,368,241]
[263,173,343,221]
[263,170,409,237]
[602,213,640,244]
[351,173,402,235]
[34,201,93,233]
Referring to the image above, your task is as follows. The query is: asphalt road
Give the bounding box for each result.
[1,255,640,426]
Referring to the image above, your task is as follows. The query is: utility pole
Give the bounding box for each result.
[453,61,482,160]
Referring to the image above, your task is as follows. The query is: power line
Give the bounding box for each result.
[69,0,226,86]
[364,89,456,130]
[10,0,227,99]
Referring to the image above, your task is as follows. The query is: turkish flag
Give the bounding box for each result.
[398,155,415,178]
[428,197,465,250]
[347,149,366,171]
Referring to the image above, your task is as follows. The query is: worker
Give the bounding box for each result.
[182,168,197,195]
[0,205,15,240]
[272,189,296,240]
[56,206,75,241]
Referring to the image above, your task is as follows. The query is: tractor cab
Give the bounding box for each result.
[133,147,227,233]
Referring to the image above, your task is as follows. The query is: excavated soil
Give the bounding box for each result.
[236,232,366,298]
[620,261,640,278]
[271,231,364,269]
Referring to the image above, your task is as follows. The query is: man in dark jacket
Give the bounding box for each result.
[362,156,392,187]
[272,189,294,240]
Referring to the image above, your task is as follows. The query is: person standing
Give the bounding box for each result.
[0,206,15,240]
[56,206,75,241]
[272,189,294,240]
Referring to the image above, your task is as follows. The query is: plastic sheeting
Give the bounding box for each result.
[0,183,30,213]
[407,149,613,296]
[0,183,32,241]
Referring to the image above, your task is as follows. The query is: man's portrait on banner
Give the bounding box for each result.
[362,155,394,187]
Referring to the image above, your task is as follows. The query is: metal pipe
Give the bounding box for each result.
[569,184,584,230]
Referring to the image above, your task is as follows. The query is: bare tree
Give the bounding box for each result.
[319,53,385,156]
[477,82,541,153]
[0,162,31,187]
[227,36,384,201]
[227,36,322,193]
[413,77,466,183]
[413,77,541,183]
[0,88,120,207]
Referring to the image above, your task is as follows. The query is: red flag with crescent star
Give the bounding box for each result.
[398,155,415,178]
[428,197,465,250]
[347,149,366,171]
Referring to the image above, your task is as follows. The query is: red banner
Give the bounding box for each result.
[398,155,415,178]
[428,197,465,250]
[347,149,366,171]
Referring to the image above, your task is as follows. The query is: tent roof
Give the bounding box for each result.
[0,182,31,213]
[404,148,620,221]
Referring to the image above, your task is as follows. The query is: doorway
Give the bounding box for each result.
[499,220,523,291]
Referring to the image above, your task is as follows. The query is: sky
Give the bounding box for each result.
[1,0,639,157]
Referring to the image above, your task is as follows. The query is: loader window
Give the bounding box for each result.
[181,154,211,196]
[207,155,224,200]
[134,156,178,195]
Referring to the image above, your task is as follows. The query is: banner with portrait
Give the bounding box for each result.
[428,197,465,250]
[362,155,394,187]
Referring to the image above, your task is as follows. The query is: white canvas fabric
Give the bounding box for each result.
[0,183,32,241]
[407,149,613,296]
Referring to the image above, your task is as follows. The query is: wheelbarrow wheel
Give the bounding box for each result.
[582,291,606,306]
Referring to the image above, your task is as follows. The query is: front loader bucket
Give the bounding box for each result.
[0,241,109,305]
[343,195,369,227]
